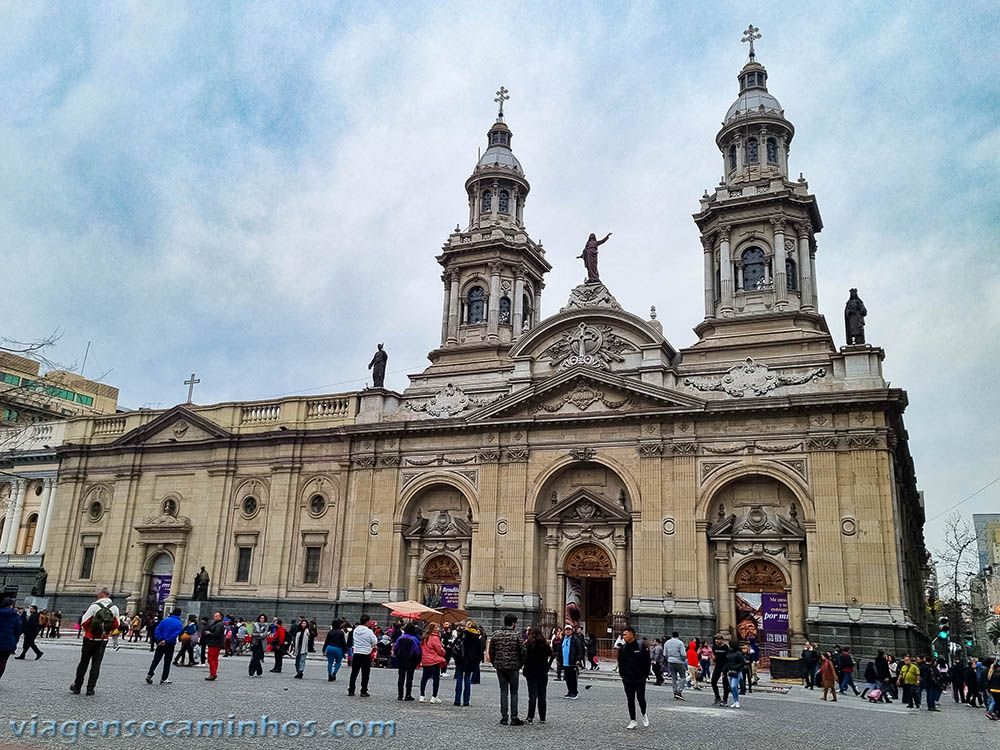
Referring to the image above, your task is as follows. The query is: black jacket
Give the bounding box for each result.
[202,619,225,648]
[875,655,890,680]
[725,650,747,675]
[523,639,553,678]
[324,628,347,650]
[562,632,585,666]
[712,642,730,672]
[801,648,819,666]
[454,629,484,671]
[617,639,650,682]
[864,662,877,683]
[23,612,40,639]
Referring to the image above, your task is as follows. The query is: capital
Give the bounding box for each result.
[796,221,812,238]
[719,224,732,241]
[701,235,715,252]
[488,261,503,275]
[769,217,786,233]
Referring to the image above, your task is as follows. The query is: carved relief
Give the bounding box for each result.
[846,433,879,449]
[672,442,697,455]
[701,460,739,483]
[569,447,597,461]
[703,443,743,455]
[735,560,786,590]
[352,456,377,469]
[807,436,838,451]
[540,323,637,371]
[505,448,530,463]
[532,383,636,414]
[477,449,501,463]
[403,383,502,418]
[378,455,401,468]
[637,442,664,457]
[756,442,802,453]
[685,358,826,398]
[564,544,613,578]
[662,517,675,535]
[840,516,858,536]
[423,555,460,583]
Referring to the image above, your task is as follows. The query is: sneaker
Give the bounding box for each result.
[732,701,741,709]
[713,699,721,705]
[347,690,355,696]
[641,714,649,727]
[674,693,684,700]
[419,696,427,703]
[69,685,81,694]
[85,688,95,696]
[626,720,638,730]
[499,718,508,726]
[568,694,578,700]
[328,675,334,682]
[145,676,153,685]
[160,679,172,685]
[205,675,217,681]
[429,697,441,704]
[360,691,371,698]
[403,696,415,701]
[36,652,44,660]
[720,701,728,707]
[511,718,524,726]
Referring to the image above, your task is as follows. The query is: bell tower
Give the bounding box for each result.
[689,27,832,359]
[432,87,550,367]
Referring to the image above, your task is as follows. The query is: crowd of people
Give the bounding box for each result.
[2,589,999,727]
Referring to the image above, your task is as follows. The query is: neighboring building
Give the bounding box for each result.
[973,513,1000,647]
[43,40,928,658]
[0,350,118,424]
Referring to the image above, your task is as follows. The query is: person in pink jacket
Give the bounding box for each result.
[419,623,447,703]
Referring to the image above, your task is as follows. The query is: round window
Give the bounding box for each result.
[88,501,103,521]
[34,484,43,496]
[309,494,326,516]
[242,496,258,517]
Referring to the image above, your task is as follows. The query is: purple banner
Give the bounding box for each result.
[441,584,459,608]
[761,593,788,632]
[154,575,172,607]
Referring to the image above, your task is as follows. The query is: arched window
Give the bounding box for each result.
[766,137,778,164]
[745,137,759,164]
[786,257,798,290]
[481,190,492,213]
[498,296,511,324]
[741,247,766,290]
[499,190,509,213]
[467,286,486,324]
[728,144,737,171]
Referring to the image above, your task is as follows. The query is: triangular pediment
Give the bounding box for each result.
[537,488,631,526]
[114,405,231,446]
[467,367,705,421]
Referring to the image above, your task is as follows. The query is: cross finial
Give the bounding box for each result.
[183,372,200,404]
[494,85,509,119]
[741,24,761,59]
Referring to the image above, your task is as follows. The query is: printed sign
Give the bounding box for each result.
[761,593,789,632]
[441,584,460,608]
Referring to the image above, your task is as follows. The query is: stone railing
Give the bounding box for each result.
[306,397,352,420]
[0,420,67,452]
[240,403,281,424]
[93,416,127,435]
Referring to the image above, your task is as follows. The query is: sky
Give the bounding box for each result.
[2,1,999,551]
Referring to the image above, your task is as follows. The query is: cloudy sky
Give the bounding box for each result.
[3,1,998,549]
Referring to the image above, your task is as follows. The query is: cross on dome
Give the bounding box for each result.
[494,85,509,120]
[741,24,761,59]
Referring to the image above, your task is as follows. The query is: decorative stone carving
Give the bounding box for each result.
[756,442,802,453]
[496,518,509,535]
[846,433,879,449]
[442,455,477,465]
[369,520,379,536]
[426,510,460,536]
[685,358,826,398]
[172,420,189,438]
[532,383,634,413]
[403,383,502,418]
[662,517,675,535]
[423,555,460,583]
[352,456,377,469]
[565,544,613,577]
[505,448,530,463]
[476,449,501,463]
[672,442,697,455]
[735,560,786,589]
[378,455,401,468]
[807,436,838,451]
[701,460,739,483]
[703,443,743,455]
[404,455,440,466]
[560,282,623,312]
[637,442,664,457]
[769,458,807,481]
[569,446,597,461]
[840,516,858,536]
[540,323,637,371]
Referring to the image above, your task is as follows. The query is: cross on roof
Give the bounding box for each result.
[494,85,509,118]
[741,24,761,59]
[184,372,200,404]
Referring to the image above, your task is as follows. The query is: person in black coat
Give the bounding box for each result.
[523,627,552,724]
[15,605,43,660]
[617,626,651,730]
[0,599,23,680]
[452,620,485,707]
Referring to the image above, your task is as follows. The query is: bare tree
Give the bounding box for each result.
[934,512,979,636]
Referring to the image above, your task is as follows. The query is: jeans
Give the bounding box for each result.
[349,652,371,693]
[902,683,915,707]
[73,639,108,690]
[397,667,415,699]
[914,682,923,707]
[295,650,307,674]
[249,641,265,676]
[669,662,685,694]
[325,646,343,676]
[926,685,941,710]
[454,665,473,705]
[147,642,175,681]
[564,665,579,696]
[420,665,441,697]
[496,668,520,720]
[623,679,647,720]
[526,673,547,721]
[840,672,857,694]
[729,674,742,703]
[207,646,221,677]
[700,658,711,683]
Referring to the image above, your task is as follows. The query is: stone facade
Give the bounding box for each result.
[39,47,929,661]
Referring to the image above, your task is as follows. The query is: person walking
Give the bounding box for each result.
[15,605,43,660]
[886,654,899,699]
[523,626,551,724]
[747,636,761,686]
[918,655,942,712]
[202,611,225,682]
[70,587,120,696]
[198,617,209,665]
[323,619,347,682]
[0,598,22,682]
[724,641,747,708]
[347,615,377,697]
[145,607,183,685]
[308,619,318,653]
[710,633,730,705]
[248,614,268,677]
[489,613,526,726]
[560,624,584,699]
[650,638,665,685]
[419,623,446,703]
[268,619,287,673]
[617,626,650,730]
[665,631,686,699]
[874,649,893,701]
[293,618,310,679]
[393,623,420,701]
[586,632,599,670]
[985,659,1000,720]
[838,646,859,695]
[173,615,198,667]
[687,639,701,690]
[818,652,838,702]
[898,655,920,708]
[452,619,484,706]
[949,659,966,703]
[698,640,713,688]
[801,642,818,689]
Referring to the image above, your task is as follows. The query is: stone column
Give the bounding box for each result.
[613,540,628,614]
[440,274,451,347]
[511,188,520,226]
[809,249,819,312]
[696,522,710,601]
[702,236,715,318]
[0,481,17,552]
[490,180,499,220]
[32,478,54,554]
[772,218,788,309]
[718,226,734,316]
[487,262,502,341]
[3,480,26,554]
[556,571,566,626]
[407,546,420,600]
[446,272,460,344]
[780,136,789,177]
[512,267,525,335]
[125,542,148,615]
[788,546,805,638]
[533,282,543,328]
[472,183,481,226]
[459,548,471,609]
[797,222,815,311]
[735,136,744,174]
[715,546,730,633]
[545,535,559,614]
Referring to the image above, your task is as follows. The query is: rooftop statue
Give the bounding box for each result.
[844,289,867,346]
[577,232,612,283]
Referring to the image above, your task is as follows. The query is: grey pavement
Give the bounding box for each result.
[0,640,995,749]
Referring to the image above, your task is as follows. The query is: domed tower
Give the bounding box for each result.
[689,27,830,360]
[432,87,550,363]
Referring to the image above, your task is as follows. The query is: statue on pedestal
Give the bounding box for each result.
[577,232,612,283]
[31,567,47,597]
[192,566,210,601]
[844,288,867,345]
[368,344,388,389]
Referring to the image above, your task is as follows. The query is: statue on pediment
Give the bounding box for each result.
[578,232,612,283]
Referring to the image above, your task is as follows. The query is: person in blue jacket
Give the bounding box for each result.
[145,608,184,685]
[0,598,23,681]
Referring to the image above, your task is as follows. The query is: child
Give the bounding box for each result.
[861,661,882,701]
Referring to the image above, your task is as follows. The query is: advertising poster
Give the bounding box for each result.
[441,584,460,608]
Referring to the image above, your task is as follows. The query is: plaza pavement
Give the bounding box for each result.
[0,639,995,749]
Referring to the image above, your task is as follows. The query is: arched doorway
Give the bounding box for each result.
[564,543,613,637]
[733,560,789,666]
[144,553,174,617]
[421,554,461,609]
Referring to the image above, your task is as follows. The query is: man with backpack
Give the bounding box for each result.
[70,587,120,696]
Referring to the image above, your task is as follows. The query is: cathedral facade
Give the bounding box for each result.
[42,46,929,658]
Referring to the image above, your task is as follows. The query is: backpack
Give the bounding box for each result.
[90,602,116,638]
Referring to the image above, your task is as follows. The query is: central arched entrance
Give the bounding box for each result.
[564,543,613,636]
[421,554,461,609]
[144,552,174,617]
[733,559,789,667]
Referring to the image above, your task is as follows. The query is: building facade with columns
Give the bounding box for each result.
[42,45,928,658]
